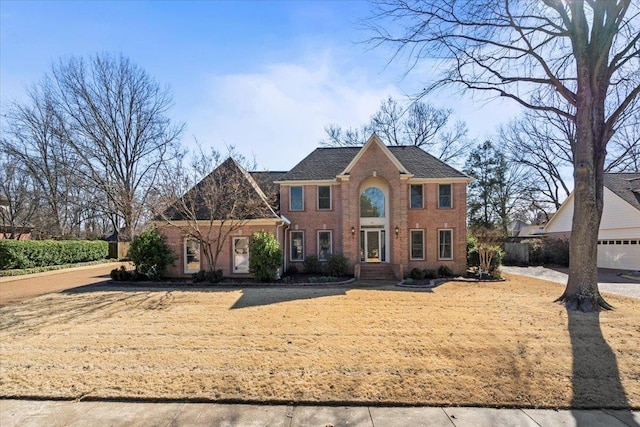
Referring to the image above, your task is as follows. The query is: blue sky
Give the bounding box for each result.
[1,0,519,171]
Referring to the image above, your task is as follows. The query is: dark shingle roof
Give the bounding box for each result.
[161,158,279,221]
[604,173,640,212]
[250,171,288,194]
[280,145,467,181]
[389,146,468,179]
[280,148,361,181]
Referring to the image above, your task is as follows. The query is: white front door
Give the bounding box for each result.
[233,237,250,273]
[361,228,386,262]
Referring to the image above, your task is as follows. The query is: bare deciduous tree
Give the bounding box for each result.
[0,153,39,239]
[502,107,639,218]
[500,110,575,214]
[322,96,470,163]
[368,0,640,311]
[49,53,184,241]
[2,83,81,238]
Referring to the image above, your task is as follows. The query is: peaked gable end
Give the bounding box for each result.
[338,134,411,177]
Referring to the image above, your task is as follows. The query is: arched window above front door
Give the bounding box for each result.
[360,187,385,218]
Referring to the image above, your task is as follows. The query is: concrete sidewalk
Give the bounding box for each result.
[1,400,638,427]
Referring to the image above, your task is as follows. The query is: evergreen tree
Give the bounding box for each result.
[463,141,521,236]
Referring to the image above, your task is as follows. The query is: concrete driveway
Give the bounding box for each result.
[0,263,130,307]
[502,265,640,299]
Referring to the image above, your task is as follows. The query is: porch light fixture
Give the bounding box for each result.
[351,226,356,236]
[395,225,399,237]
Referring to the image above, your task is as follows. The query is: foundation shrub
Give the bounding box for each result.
[110,265,148,282]
[192,269,224,283]
[127,227,175,280]
[324,253,349,277]
[423,269,437,279]
[467,234,479,267]
[438,265,454,277]
[249,231,283,282]
[410,268,426,280]
[303,254,322,274]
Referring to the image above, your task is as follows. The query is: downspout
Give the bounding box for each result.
[279,215,291,274]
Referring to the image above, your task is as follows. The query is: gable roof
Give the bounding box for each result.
[279,136,468,182]
[604,173,640,212]
[340,134,411,176]
[162,157,280,221]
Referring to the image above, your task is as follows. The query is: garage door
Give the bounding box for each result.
[597,240,640,270]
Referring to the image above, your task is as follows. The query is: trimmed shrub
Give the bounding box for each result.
[438,265,454,277]
[0,240,108,270]
[467,234,479,267]
[110,265,147,282]
[127,227,175,280]
[249,231,283,282]
[410,267,426,280]
[303,254,322,274]
[423,269,437,279]
[192,269,223,283]
[324,253,349,277]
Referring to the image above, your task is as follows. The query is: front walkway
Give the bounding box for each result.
[1,400,638,427]
[502,266,640,299]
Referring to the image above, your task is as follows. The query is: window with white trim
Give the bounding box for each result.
[184,238,201,274]
[438,229,453,260]
[438,184,452,209]
[290,231,304,261]
[233,237,250,273]
[318,186,331,210]
[410,230,424,260]
[318,230,332,261]
[290,186,303,211]
[410,184,423,209]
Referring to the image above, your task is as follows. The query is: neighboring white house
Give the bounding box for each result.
[544,173,640,270]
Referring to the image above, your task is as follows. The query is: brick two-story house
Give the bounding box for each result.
[160,134,470,279]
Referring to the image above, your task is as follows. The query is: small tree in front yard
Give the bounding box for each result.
[154,147,278,273]
[249,230,283,282]
[468,228,504,279]
[128,227,176,280]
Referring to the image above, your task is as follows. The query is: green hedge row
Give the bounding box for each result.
[0,240,109,270]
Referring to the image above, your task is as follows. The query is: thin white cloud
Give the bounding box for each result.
[185,52,401,171]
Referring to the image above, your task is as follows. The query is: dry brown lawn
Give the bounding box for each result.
[1,274,638,409]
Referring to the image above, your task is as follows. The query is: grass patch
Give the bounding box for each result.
[0,274,638,408]
[0,259,119,277]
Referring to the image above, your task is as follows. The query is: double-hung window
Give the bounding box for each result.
[290,231,304,261]
[438,184,452,209]
[438,229,453,260]
[410,230,424,260]
[290,186,303,211]
[410,184,423,209]
[184,238,201,274]
[318,186,331,210]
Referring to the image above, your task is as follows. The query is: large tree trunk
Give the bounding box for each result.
[556,57,612,312]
